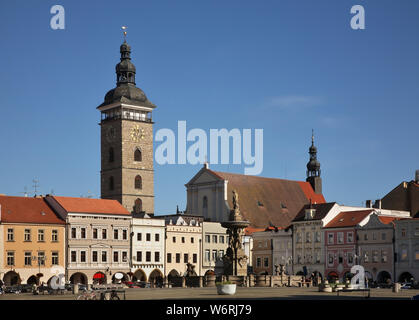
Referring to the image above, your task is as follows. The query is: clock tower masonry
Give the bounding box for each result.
[97,38,156,214]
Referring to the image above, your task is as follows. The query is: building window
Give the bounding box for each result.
[114,251,119,263]
[256,257,261,267]
[220,236,225,243]
[381,233,386,241]
[203,196,208,208]
[7,228,14,241]
[193,254,197,264]
[92,251,98,263]
[123,230,127,240]
[316,252,321,263]
[296,232,301,243]
[146,251,151,262]
[167,253,171,263]
[93,228,98,239]
[347,232,354,243]
[37,251,45,266]
[364,251,369,263]
[205,235,210,243]
[109,147,114,163]
[24,229,31,242]
[71,251,77,263]
[102,229,107,239]
[137,251,142,262]
[415,228,419,237]
[415,250,419,261]
[381,250,388,263]
[114,229,119,240]
[372,250,379,263]
[24,252,32,266]
[212,235,218,243]
[146,233,151,241]
[306,232,311,243]
[137,233,142,241]
[212,250,217,261]
[155,234,160,242]
[109,176,114,191]
[264,257,269,267]
[134,198,142,214]
[176,253,181,263]
[364,233,368,241]
[182,237,185,243]
[315,232,321,243]
[401,228,406,237]
[328,233,334,244]
[219,250,224,259]
[348,252,354,265]
[184,253,189,263]
[7,252,15,266]
[38,230,45,242]
[155,252,160,262]
[372,233,377,240]
[401,248,408,261]
[80,251,86,263]
[51,230,58,242]
[134,149,142,162]
[135,175,142,189]
[71,228,77,239]
[51,252,59,265]
[205,250,210,261]
[191,237,194,243]
[102,251,107,263]
[172,236,176,243]
[337,232,344,244]
[81,228,86,239]
[328,253,334,265]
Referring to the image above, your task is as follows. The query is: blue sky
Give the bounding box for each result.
[0,0,418,214]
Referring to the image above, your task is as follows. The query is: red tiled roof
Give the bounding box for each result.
[325,210,374,228]
[244,227,265,236]
[52,196,130,215]
[210,170,326,228]
[378,216,404,225]
[0,196,64,224]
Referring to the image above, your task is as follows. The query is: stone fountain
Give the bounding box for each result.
[221,190,250,276]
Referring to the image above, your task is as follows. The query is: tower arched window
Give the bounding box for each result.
[109,148,114,163]
[109,176,114,191]
[134,198,143,214]
[135,175,142,189]
[134,149,142,162]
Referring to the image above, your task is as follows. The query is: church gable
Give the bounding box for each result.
[185,167,223,186]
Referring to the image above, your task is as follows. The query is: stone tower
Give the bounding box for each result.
[306,130,322,194]
[97,38,156,214]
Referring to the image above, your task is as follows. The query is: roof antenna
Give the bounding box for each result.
[20,186,28,197]
[32,179,39,197]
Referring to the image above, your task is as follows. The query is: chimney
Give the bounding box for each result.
[373,199,382,209]
[366,200,372,208]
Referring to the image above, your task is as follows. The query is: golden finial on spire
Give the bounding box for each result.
[311,129,314,145]
[122,26,128,42]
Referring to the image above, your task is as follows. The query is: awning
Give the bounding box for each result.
[93,272,105,279]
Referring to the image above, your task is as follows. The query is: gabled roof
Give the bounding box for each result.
[209,170,326,228]
[49,196,130,215]
[293,202,337,222]
[0,196,65,224]
[324,210,374,229]
[378,216,404,226]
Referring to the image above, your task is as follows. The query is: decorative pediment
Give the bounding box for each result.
[185,167,223,186]
[358,213,392,229]
[90,243,111,249]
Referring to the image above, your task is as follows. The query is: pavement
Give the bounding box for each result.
[1,286,419,300]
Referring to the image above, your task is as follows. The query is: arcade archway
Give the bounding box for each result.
[69,272,88,285]
[3,271,21,286]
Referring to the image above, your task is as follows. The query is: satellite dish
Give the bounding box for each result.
[115,272,124,280]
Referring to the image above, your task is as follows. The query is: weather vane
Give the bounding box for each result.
[122,26,128,42]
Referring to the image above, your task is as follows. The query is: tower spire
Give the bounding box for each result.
[122,26,127,42]
[306,130,322,194]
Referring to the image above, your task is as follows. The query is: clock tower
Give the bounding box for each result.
[97,38,156,214]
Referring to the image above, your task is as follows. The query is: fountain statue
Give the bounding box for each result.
[221,190,250,276]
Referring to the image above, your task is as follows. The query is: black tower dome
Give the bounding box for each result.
[98,39,156,109]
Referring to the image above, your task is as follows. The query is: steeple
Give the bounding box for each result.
[116,36,136,86]
[306,130,322,194]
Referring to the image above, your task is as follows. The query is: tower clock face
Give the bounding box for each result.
[130,125,145,142]
[106,126,116,142]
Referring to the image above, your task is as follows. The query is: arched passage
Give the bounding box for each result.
[133,269,147,282]
[3,271,21,286]
[93,272,107,284]
[377,271,392,284]
[204,270,215,276]
[399,272,414,283]
[149,269,164,288]
[27,275,38,285]
[69,272,88,285]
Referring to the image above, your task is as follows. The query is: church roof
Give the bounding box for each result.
[209,170,326,229]
[0,195,65,224]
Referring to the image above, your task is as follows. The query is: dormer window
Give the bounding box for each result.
[257,201,264,207]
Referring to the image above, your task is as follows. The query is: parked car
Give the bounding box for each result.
[4,286,21,294]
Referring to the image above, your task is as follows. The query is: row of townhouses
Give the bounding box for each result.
[252,201,419,285]
[0,195,228,287]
